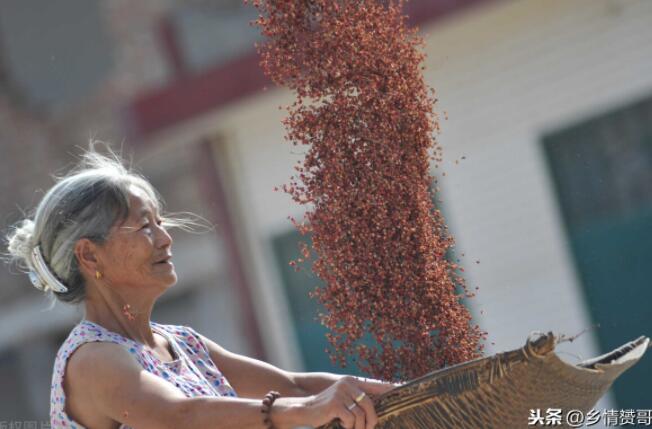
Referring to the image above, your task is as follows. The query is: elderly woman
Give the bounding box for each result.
[6,148,394,429]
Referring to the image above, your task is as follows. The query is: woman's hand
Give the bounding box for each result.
[273,376,396,429]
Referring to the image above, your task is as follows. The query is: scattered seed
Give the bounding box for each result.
[252,0,486,381]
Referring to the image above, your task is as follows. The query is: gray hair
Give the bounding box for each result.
[5,144,195,304]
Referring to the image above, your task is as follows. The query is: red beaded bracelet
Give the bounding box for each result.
[261,390,281,429]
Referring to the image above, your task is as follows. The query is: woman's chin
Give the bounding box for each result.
[155,269,178,288]
[164,272,178,286]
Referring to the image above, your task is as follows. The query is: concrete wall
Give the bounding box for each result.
[421,0,652,354]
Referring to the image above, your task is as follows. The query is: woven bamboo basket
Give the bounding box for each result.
[320,332,649,429]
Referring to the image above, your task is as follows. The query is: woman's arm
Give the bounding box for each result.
[69,338,393,429]
[199,332,393,399]
[198,332,313,397]
[66,341,306,429]
[291,372,395,398]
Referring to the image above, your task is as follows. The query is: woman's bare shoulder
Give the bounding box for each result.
[64,341,186,429]
[64,342,133,428]
[67,341,135,376]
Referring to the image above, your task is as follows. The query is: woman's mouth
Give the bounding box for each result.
[153,255,173,266]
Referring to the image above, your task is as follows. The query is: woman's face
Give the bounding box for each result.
[96,185,177,292]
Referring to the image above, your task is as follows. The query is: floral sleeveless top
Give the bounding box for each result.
[50,320,237,429]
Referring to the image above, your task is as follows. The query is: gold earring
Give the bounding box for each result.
[95,271,102,280]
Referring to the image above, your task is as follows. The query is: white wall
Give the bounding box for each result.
[420,0,652,356]
[415,0,651,417]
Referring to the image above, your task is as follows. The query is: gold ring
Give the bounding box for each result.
[355,392,366,403]
[347,402,358,411]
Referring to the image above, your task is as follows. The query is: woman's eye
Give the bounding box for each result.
[140,223,151,230]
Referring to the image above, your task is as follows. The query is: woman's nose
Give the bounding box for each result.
[155,224,173,248]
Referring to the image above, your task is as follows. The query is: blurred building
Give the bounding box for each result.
[0,0,650,423]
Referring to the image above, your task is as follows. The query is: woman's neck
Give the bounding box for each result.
[84,292,157,348]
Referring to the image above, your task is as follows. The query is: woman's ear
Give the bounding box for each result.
[74,238,101,278]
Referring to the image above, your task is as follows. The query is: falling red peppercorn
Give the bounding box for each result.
[251,0,486,381]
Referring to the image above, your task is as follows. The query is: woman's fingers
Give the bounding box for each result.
[326,376,395,428]
[354,377,397,395]
[336,407,355,429]
[343,383,377,429]
[350,402,366,429]
[355,392,378,429]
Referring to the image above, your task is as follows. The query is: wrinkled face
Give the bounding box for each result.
[97,185,177,292]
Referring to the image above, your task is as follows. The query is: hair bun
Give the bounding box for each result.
[7,219,36,266]
[6,219,49,292]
